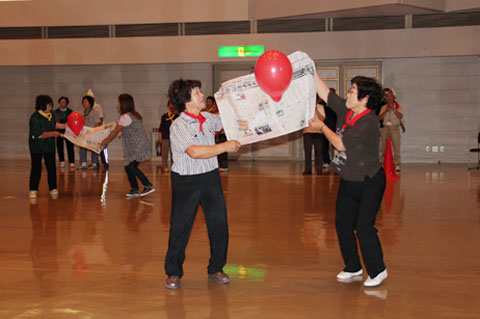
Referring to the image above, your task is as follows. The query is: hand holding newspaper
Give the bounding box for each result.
[214,51,317,145]
[64,122,117,154]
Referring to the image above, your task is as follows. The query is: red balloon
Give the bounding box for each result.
[67,112,85,136]
[254,50,293,102]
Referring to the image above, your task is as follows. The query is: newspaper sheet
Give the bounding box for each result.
[64,122,116,154]
[214,51,317,145]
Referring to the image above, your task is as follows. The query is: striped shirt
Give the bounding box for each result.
[170,111,223,175]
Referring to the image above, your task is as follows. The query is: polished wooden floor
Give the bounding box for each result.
[0,160,478,318]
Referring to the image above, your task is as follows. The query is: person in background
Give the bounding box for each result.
[206,96,229,172]
[378,88,404,173]
[78,95,100,170]
[101,94,155,198]
[321,89,338,169]
[309,73,388,287]
[87,89,109,169]
[303,95,325,175]
[158,100,179,172]
[29,95,66,199]
[164,79,241,289]
[53,96,75,168]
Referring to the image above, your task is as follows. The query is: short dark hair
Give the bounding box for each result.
[82,95,94,108]
[118,93,142,120]
[206,96,215,103]
[351,76,383,110]
[35,95,53,111]
[168,79,202,113]
[58,96,69,105]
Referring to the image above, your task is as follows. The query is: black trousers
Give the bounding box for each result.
[124,160,151,190]
[217,133,228,169]
[56,135,75,163]
[336,168,386,278]
[303,133,323,172]
[321,134,331,164]
[165,169,228,277]
[30,152,57,191]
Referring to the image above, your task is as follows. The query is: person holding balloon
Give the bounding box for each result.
[78,95,101,170]
[29,95,67,199]
[101,94,155,199]
[308,73,388,287]
[163,79,241,289]
[52,96,75,168]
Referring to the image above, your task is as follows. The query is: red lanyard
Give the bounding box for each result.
[341,109,371,130]
[184,111,206,132]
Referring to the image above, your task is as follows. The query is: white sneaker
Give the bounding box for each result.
[337,269,363,280]
[59,161,65,168]
[364,269,388,287]
[50,189,59,198]
[77,163,87,170]
[29,190,38,199]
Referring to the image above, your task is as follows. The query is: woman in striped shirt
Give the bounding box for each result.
[164,79,241,289]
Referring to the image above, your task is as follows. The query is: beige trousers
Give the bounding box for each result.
[381,126,401,165]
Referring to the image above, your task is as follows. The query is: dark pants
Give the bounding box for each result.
[56,135,75,163]
[30,152,57,191]
[321,134,331,164]
[336,168,386,278]
[217,133,228,169]
[124,160,151,191]
[165,169,228,277]
[303,133,323,172]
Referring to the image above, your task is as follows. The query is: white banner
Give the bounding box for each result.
[64,122,116,154]
[214,51,317,145]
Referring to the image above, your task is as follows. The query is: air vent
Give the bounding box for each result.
[413,11,480,28]
[333,15,404,31]
[116,23,179,37]
[258,19,325,33]
[48,25,109,39]
[0,27,42,39]
[185,21,250,35]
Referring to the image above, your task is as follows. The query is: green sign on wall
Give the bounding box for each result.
[218,46,264,57]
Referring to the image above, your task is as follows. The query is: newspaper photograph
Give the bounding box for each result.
[214,51,317,145]
[63,122,116,154]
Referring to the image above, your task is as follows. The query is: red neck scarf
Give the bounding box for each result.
[342,109,371,130]
[184,111,206,132]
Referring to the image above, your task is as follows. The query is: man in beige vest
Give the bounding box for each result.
[378,88,403,172]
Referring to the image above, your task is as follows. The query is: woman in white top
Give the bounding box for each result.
[101,94,155,198]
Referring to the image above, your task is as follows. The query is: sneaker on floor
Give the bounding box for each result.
[69,163,76,169]
[88,163,99,170]
[29,190,38,199]
[364,269,388,287]
[140,186,155,197]
[322,163,330,169]
[50,189,59,198]
[337,269,363,280]
[395,165,401,173]
[125,189,139,199]
[77,163,87,170]
[208,271,230,284]
[165,276,180,289]
[59,161,65,168]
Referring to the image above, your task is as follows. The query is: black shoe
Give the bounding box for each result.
[125,189,139,199]
[140,186,155,197]
[302,171,312,175]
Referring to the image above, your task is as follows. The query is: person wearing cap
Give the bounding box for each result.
[378,88,404,172]
[164,79,241,289]
[309,73,388,287]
